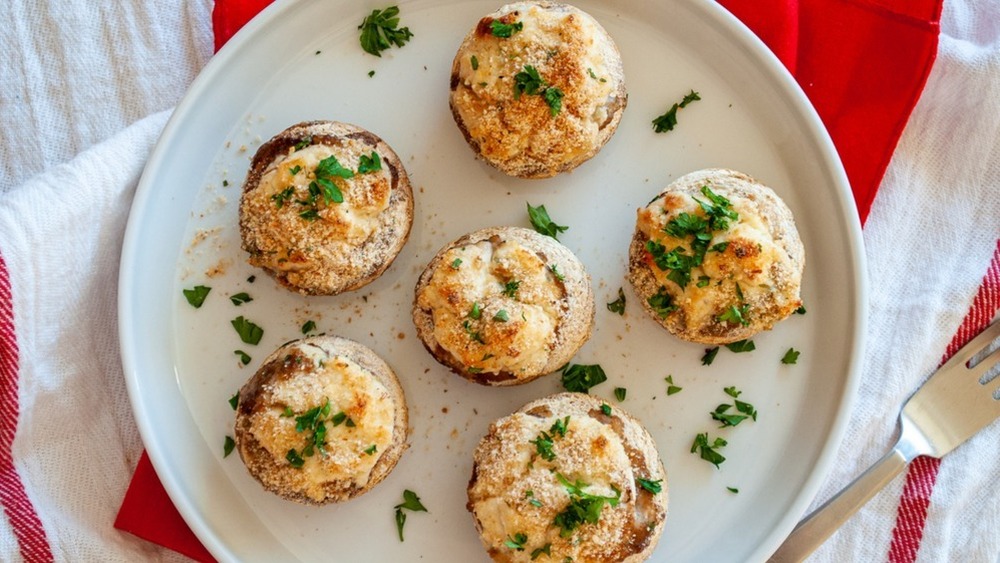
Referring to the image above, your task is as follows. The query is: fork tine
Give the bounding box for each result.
[970,345,1000,384]
[938,319,1000,373]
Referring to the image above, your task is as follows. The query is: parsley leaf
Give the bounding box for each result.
[493,309,509,322]
[527,202,569,239]
[234,350,251,366]
[229,392,239,410]
[285,448,305,468]
[183,285,211,308]
[552,474,621,538]
[637,477,663,494]
[231,316,263,345]
[229,292,252,306]
[270,186,295,208]
[701,346,720,365]
[782,348,801,364]
[514,65,545,99]
[543,86,564,116]
[600,403,612,416]
[490,19,523,38]
[358,6,413,57]
[647,286,677,318]
[502,279,521,298]
[450,257,462,269]
[561,363,608,393]
[223,436,235,458]
[549,264,565,281]
[504,533,528,551]
[665,375,682,395]
[301,320,316,334]
[393,489,428,542]
[363,444,377,455]
[652,89,701,133]
[795,305,807,315]
[470,55,479,70]
[614,387,627,402]
[724,339,756,353]
[728,486,740,494]
[530,544,552,560]
[607,287,626,315]
[358,151,382,174]
[718,304,751,327]
[691,432,727,468]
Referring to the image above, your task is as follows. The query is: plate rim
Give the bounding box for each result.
[118,0,868,561]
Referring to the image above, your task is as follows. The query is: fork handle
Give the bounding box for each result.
[767,447,909,562]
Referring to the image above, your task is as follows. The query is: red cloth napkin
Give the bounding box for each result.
[115,0,942,560]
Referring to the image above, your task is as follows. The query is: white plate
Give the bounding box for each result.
[120,0,867,561]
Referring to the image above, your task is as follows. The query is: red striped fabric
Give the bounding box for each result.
[0,252,54,563]
[887,239,1000,562]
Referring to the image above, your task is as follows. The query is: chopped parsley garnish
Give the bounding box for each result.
[358,151,382,174]
[469,302,482,320]
[531,544,552,560]
[712,386,758,427]
[393,489,428,541]
[229,392,239,410]
[561,363,608,393]
[289,165,302,176]
[718,304,751,327]
[530,417,569,462]
[701,346,720,365]
[527,202,569,240]
[526,489,543,507]
[247,275,256,283]
[652,89,701,133]
[363,444,378,455]
[234,350,251,366]
[281,406,294,417]
[293,136,312,150]
[271,186,295,208]
[543,87,564,116]
[182,285,211,308]
[231,316,263,345]
[696,276,711,288]
[552,473,621,538]
[728,486,740,494]
[504,532,528,551]
[637,477,663,494]
[607,288,626,315]
[222,179,229,187]
[301,320,316,334]
[299,208,320,221]
[724,339,755,353]
[289,399,334,461]
[586,67,605,82]
[600,403,612,416]
[691,432,727,468]
[285,448,305,468]
[313,154,353,205]
[450,257,462,269]
[470,55,479,70]
[795,305,807,315]
[710,241,730,253]
[223,436,235,458]
[665,375,682,395]
[368,70,375,77]
[647,286,677,318]
[490,19,523,38]
[782,348,801,364]
[358,6,413,57]
[463,320,485,344]
[695,185,739,230]
[513,65,563,115]
[493,309,509,322]
[502,279,521,298]
[229,292,252,306]
[614,387,627,402]
[549,264,565,281]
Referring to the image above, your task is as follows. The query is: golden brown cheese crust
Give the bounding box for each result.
[413,227,594,386]
[449,1,626,178]
[234,336,408,505]
[627,169,805,344]
[468,393,667,562]
[239,121,413,295]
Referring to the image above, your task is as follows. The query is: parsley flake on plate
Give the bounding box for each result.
[652,89,701,133]
[358,6,413,57]
[607,287,626,315]
[560,363,607,393]
[527,202,569,240]
[231,316,263,345]
[182,285,211,308]
[394,489,428,541]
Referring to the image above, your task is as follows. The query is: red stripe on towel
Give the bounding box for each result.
[0,252,54,563]
[887,239,1000,562]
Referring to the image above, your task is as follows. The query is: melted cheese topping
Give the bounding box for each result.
[416,239,564,376]
[248,346,395,502]
[452,2,623,173]
[241,142,392,274]
[470,413,636,562]
[636,190,798,328]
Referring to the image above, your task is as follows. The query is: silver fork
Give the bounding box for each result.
[768,318,1000,562]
